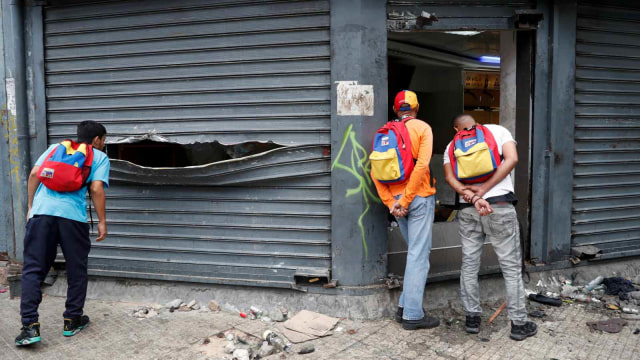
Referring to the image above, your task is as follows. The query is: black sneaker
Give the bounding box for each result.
[395,307,403,323]
[395,307,429,324]
[63,315,90,337]
[510,321,537,341]
[15,323,41,346]
[402,315,440,330]
[465,315,481,334]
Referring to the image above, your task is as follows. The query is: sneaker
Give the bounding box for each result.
[395,307,429,324]
[465,315,481,334]
[510,321,537,341]
[395,307,403,323]
[63,315,90,337]
[402,315,440,330]
[15,323,41,346]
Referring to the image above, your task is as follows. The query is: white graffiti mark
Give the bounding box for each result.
[5,78,16,116]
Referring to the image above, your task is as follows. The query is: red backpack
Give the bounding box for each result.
[38,140,94,192]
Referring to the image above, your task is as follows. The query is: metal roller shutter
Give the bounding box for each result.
[44,0,331,288]
[573,0,640,260]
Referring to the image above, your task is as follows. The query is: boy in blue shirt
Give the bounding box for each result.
[15,121,110,346]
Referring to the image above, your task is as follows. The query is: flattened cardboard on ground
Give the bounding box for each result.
[277,310,339,343]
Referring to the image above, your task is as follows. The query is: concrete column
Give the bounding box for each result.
[500,31,517,135]
[330,0,388,286]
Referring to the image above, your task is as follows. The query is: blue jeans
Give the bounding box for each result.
[396,195,435,320]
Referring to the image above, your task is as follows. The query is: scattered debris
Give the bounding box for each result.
[335,327,344,333]
[179,305,192,312]
[298,343,315,355]
[586,276,605,291]
[249,306,263,320]
[209,300,221,312]
[571,245,602,261]
[308,278,320,283]
[586,318,627,333]
[0,288,7,294]
[263,330,292,352]
[200,337,211,345]
[131,306,159,319]
[634,329,640,335]
[528,293,562,307]
[277,310,340,343]
[618,314,640,321]
[622,307,639,315]
[240,312,248,319]
[232,348,250,360]
[261,317,272,323]
[480,338,490,342]
[529,310,545,318]
[166,299,182,309]
[487,301,507,325]
[606,304,620,311]
[603,277,637,298]
[323,279,338,289]
[257,342,276,358]
[270,309,288,322]
[224,341,236,354]
[348,329,357,335]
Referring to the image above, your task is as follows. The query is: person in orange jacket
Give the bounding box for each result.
[371,90,439,330]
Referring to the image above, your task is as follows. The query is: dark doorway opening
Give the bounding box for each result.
[106,141,283,168]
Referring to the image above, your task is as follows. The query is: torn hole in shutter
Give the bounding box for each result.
[104,134,330,186]
[107,139,283,168]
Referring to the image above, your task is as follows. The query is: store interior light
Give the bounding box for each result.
[479,56,501,64]
[444,31,482,36]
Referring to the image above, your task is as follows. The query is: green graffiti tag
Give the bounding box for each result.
[331,124,381,258]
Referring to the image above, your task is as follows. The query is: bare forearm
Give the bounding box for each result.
[91,187,107,223]
[27,168,41,209]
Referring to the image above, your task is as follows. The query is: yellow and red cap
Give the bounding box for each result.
[393,90,419,112]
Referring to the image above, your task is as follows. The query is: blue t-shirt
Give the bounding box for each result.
[30,144,110,223]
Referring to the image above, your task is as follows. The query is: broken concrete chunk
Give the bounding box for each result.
[187,300,196,308]
[165,299,182,308]
[147,309,158,318]
[232,348,250,360]
[192,304,201,310]
[209,300,221,312]
[257,342,276,358]
[178,305,192,312]
[224,341,236,354]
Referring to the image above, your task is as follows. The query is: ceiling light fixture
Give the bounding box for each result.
[479,56,501,64]
[444,31,482,36]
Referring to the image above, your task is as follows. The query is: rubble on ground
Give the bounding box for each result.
[526,273,640,332]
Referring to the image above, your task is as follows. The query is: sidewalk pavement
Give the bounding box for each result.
[0,289,638,360]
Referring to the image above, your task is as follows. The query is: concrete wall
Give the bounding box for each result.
[44,256,640,320]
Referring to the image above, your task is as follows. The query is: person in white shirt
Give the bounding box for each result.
[443,114,537,341]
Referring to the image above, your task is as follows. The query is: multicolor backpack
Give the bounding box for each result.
[448,124,501,184]
[369,116,415,184]
[38,140,94,192]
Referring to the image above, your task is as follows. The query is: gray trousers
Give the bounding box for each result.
[458,205,528,322]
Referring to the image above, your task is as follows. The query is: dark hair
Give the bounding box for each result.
[452,113,475,127]
[77,121,107,144]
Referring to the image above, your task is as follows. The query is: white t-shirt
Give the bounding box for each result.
[443,124,516,203]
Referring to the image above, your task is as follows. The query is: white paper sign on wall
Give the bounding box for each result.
[336,81,374,116]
